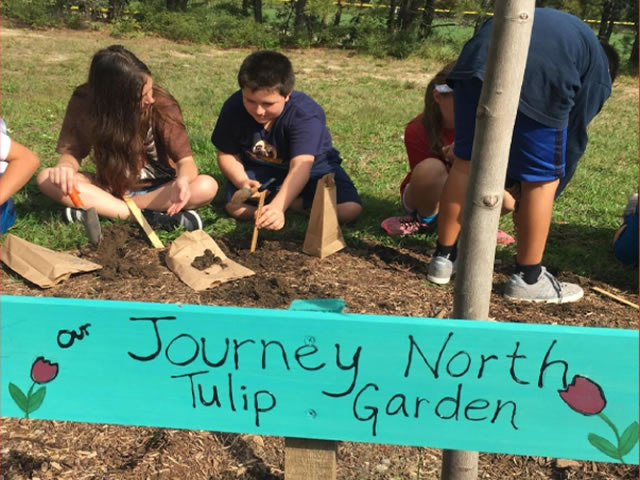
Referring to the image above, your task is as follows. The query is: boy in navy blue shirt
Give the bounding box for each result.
[211,50,362,231]
[426,8,619,303]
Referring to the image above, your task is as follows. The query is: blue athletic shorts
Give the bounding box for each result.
[452,78,567,183]
[224,164,361,210]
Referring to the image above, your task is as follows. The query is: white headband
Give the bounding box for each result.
[435,84,453,93]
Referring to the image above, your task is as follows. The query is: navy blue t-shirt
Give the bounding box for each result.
[448,8,612,195]
[211,90,341,179]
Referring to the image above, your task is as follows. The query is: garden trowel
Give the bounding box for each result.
[231,177,276,204]
[69,188,102,245]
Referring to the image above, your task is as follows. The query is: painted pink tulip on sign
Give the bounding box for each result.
[30,357,59,384]
[559,375,606,415]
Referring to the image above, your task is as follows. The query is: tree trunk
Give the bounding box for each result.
[109,0,128,19]
[242,0,250,16]
[294,0,307,32]
[598,0,616,41]
[397,0,420,31]
[604,0,621,40]
[333,0,342,26]
[473,0,492,34]
[419,0,435,38]
[629,22,638,70]
[386,0,397,32]
[254,0,263,23]
[441,2,535,478]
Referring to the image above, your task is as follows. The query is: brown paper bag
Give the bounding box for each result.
[166,230,254,291]
[0,234,102,288]
[302,172,346,258]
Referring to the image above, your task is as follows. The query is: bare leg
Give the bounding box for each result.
[436,159,471,246]
[336,201,362,224]
[38,170,131,219]
[225,202,257,221]
[405,158,449,217]
[131,175,218,211]
[38,169,217,219]
[515,179,559,265]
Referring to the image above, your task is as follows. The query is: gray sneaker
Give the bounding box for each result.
[427,255,456,285]
[504,267,583,304]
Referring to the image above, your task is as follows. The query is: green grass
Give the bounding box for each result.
[1,26,638,293]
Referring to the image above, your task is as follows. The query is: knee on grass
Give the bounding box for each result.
[188,175,219,207]
[337,201,362,224]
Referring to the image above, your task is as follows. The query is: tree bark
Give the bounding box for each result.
[629,22,638,70]
[396,0,421,31]
[333,0,342,26]
[441,2,535,478]
[294,0,307,32]
[419,0,435,38]
[109,0,128,18]
[598,0,617,41]
[386,0,397,32]
[253,0,263,23]
[473,0,492,35]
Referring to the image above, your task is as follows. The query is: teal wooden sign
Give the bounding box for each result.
[1,295,637,464]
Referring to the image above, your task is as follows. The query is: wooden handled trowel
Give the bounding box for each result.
[231,177,277,204]
[69,188,102,245]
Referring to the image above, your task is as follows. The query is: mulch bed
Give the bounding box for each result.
[1,224,637,480]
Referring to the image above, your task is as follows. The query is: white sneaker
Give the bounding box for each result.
[504,267,583,304]
[427,255,456,285]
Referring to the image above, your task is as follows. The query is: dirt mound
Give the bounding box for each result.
[80,224,162,281]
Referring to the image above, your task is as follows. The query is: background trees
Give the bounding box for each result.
[3,0,638,68]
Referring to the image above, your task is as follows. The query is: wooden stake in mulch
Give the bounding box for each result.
[284,437,336,480]
[592,286,639,310]
[250,190,266,253]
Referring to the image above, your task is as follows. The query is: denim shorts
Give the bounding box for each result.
[453,78,567,183]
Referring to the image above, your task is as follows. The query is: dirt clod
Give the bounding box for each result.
[191,249,227,270]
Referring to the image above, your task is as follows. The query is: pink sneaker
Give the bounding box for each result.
[497,229,515,246]
[381,215,424,236]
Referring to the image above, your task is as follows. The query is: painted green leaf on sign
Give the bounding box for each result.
[27,386,46,414]
[588,433,619,459]
[619,422,639,457]
[8,383,28,413]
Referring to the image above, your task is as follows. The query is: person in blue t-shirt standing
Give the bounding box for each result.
[426,8,620,304]
[211,50,362,231]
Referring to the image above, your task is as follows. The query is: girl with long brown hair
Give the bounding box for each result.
[38,45,217,231]
[381,61,514,245]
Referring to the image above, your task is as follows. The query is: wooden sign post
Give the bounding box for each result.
[1,295,638,469]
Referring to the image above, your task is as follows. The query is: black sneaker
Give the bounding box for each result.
[141,209,203,231]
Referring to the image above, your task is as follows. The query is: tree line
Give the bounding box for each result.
[6,0,638,67]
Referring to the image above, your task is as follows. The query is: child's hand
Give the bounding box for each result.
[256,204,285,230]
[242,179,261,199]
[167,176,191,216]
[49,165,78,195]
[442,143,455,169]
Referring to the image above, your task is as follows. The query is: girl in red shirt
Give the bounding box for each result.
[382,62,515,245]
